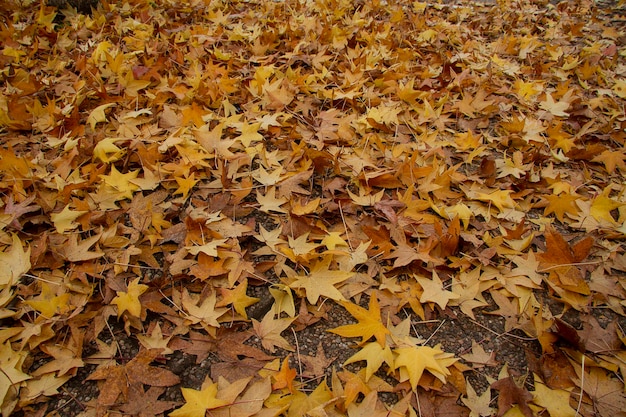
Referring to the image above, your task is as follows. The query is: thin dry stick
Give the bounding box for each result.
[423,319,446,345]
[537,261,602,272]
[338,201,354,252]
[291,327,305,385]
[415,390,423,417]
[575,355,585,417]
[469,318,536,342]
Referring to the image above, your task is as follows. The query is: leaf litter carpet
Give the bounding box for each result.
[1,0,626,416]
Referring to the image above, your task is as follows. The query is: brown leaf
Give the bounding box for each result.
[118,385,180,417]
[491,376,533,417]
[87,349,180,406]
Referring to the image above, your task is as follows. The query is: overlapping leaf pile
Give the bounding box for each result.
[1,0,626,415]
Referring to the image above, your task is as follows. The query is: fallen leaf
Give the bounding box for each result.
[252,311,296,353]
[330,293,390,347]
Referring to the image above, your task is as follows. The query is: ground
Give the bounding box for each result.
[1,0,626,416]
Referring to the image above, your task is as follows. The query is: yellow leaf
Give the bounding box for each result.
[0,342,31,407]
[347,188,384,206]
[137,323,173,354]
[169,380,229,417]
[256,186,288,213]
[216,279,259,319]
[343,342,394,382]
[532,380,576,417]
[25,282,71,318]
[612,79,626,99]
[288,256,352,304]
[0,233,30,287]
[291,198,321,216]
[591,149,626,174]
[181,289,228,329]
[330,293,390,347]
[111,278,148,318]
[50,205,87,234]
[393,345,451,390]
[236,123,264,147]
[539,93,570,117]
[173,172,198,199]
[474,189,516,212]
[99,165,140,201]
[321,232,349,251]
[20,373,70,402]
[269,284,296,317]
[286,381,333,417]
[589,189,622,224]
[252,311,295,353]
[121,73,151,97]
[285,232,320,259]
[186,239,229,257]
[87,103,116,130]
[93,138,126,163]
[416,270,460,310]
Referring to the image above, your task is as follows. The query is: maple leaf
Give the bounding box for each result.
[209,377,272,417]
[235,122,264,147]
[462,380,494,417]
[536,226,593,304]
[0,342,31,408]
[99,165,140,201]
[173,172,198,199]
[543,193,580,222]
[473,189,516,212]
[87,349,180,407]
[119,385,180,417]
[169,380,229,417]
[343,342,394,382]
[269,283,296,317]
[300,342,337,379]
[578,367,626,416]
[256,186,288,213]
[111,277,149,318]
[2,194,39,230]
[252,311,295,353]
[416,270,461,310]
[393,345,451,390]
[286,381,333,417]
[25,282,71,318]
[282,232,320,260]
[137,322,174,354]
[329,293,390,347]
[0,233,30,287]
[216,279,259,319]
[531,379,576,417]
[589,188,622,224]
[272,355,297,393]
[87,103,116,130]
[93,137,126,163]
[539,92,570,117]
[461,341,498,368]
[338,368,375,407]
[59,232,105,262]
[181,289,228,331]
[592,149,626,174]
[288,256,353,304]
[50,204,88,234]
[491,376,533,417]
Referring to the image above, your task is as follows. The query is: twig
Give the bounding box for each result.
[537,261,602,272]
[291,327,304,385]
[575,355,585,417]
[424,319,446,345]
[338,201,354,252]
